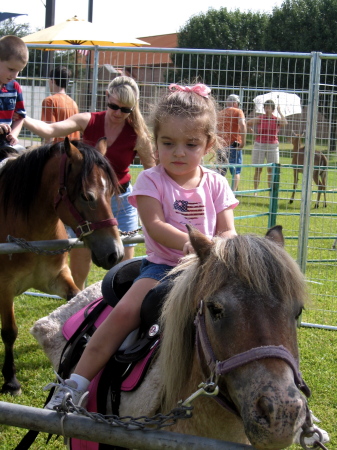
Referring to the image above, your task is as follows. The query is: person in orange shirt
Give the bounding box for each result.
[217,94,246,191]
[41,66,80,144]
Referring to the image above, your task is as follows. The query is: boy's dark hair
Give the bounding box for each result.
[49,66,72,89]
[264,99,276,111]
[0,35,28,65]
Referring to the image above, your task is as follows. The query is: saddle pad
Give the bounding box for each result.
[62,297,158,392]
[63,298,112,340]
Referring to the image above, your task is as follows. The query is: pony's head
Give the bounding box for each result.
[159,226,308,448]
[0,138,124,269]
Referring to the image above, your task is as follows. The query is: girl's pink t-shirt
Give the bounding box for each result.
[128,164,238,266]
[256,114,280,144]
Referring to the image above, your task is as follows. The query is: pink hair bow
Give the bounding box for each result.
[169,83,211,98]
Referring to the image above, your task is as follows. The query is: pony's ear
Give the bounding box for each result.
[186,224,212,263]
[64,137,83,163]
[96,137,107,156]
[266,225,284,247]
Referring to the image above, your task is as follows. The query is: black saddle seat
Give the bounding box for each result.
[101,257,173,334]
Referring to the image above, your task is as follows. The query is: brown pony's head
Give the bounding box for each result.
[159,227,308,448]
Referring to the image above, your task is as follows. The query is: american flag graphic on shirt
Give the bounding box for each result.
[173,200,205,219]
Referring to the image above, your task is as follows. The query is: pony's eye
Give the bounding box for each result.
[295,306,304,320]
[81,192,95,202]
[207,301,224,319]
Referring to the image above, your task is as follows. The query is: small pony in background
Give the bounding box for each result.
[0,137,124,395]
[289,133,328,208]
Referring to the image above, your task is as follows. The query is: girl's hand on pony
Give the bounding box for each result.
[183,241,195,255]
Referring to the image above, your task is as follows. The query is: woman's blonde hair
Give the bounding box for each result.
[151,85,221,154]
[106,76,151,150]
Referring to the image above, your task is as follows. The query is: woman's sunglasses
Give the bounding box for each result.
[107,102,133,114]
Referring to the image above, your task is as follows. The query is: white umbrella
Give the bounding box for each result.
[22,16,149,47]
[253,91,302,118]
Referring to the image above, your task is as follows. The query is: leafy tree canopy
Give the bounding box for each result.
[178,7,269,51]
[267,0,337,53]
[178,0,337,54]
[0,18,32,39]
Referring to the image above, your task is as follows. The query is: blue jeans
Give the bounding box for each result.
[111,183,138,248]
[229,147,243,176]
[133,259,173,283]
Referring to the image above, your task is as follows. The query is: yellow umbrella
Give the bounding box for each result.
[22,16,149,47]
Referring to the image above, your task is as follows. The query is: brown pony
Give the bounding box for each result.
[0,138,124,395]
[289,134,328,208]
[33,226,312,449]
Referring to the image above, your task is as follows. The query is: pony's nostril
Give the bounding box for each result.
[108,250,124,266]
[256,396,274,425]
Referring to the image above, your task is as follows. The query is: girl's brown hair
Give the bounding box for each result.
[152,85,221,153]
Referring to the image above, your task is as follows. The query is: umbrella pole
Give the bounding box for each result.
[74,50,78,104]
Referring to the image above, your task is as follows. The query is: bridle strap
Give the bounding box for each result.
[194,301,311,415]
[54,153,118,239]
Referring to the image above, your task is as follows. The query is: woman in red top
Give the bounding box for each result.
[247,100,287,194]
[23,76,155,288]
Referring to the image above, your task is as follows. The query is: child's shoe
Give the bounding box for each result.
[44,374,88,411]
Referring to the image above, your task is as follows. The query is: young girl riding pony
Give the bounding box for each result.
[45,82,239,409]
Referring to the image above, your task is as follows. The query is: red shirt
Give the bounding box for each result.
[256,115,280,144]
[82,111,137,184]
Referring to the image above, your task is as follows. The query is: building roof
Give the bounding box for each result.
[137,33,178,49]
[121,33,178,66]
[96,33,178,70]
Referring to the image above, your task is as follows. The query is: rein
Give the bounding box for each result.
[194,300,311,416]
[54,153,118,240]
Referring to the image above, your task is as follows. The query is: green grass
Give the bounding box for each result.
[0,152,336,448]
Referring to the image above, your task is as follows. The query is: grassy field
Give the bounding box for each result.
[0,144,336,448]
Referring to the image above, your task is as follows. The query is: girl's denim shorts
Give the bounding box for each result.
[134,258,174,283]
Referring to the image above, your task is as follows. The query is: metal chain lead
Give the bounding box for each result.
[55,395,193,431]
[119,227,142,237]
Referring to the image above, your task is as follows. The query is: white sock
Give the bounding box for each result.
[68,373,90,391]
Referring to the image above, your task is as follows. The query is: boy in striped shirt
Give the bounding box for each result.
[0,35,28,146]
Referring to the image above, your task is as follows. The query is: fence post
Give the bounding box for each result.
[297,52,322,274]
[90,46,99,112]
[268,163,280,229]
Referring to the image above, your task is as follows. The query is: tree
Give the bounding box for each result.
[177,8,269,51]
[168,8,270,93]
[267,0,337,53]
[0,18,31,38]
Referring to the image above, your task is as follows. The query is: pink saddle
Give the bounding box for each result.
[62,297,159,450]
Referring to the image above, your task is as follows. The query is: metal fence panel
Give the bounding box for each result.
[15,45,337,328]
